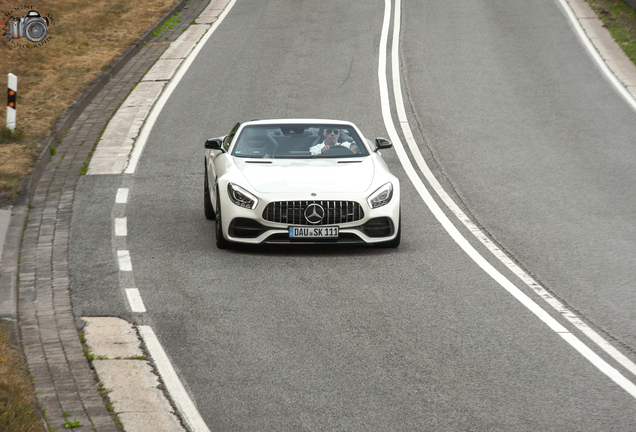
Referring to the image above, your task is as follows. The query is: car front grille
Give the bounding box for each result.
[263,201,365,225]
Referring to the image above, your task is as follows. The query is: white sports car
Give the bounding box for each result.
[204,119,401,248]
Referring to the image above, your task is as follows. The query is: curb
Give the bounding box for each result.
[564,0,636,104]
[0,204,27,341]
[0,0,188,343]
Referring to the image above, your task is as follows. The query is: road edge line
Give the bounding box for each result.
[380,0,636,398]
[125,0,239,174]
[139,325,210,432]
[392,0,636,378]
[557,0,636,112]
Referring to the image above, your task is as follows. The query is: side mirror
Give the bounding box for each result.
[375,138,392,152]
[205,138,224,151]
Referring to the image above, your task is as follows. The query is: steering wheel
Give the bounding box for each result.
[323,145,354,156]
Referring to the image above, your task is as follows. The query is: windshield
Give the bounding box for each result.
[231,124,369,159]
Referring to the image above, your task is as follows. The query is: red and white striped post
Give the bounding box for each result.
[7,73,17,131]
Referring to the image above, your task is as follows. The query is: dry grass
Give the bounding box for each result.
[0,0,178,200]
[0,322,44,432]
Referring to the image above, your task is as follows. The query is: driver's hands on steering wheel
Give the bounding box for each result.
[321,143,359,154]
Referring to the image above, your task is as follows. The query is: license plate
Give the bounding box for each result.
[289,226,339,238]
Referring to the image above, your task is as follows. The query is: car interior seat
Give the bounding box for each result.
[238,128,278,157]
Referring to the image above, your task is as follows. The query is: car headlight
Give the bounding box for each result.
[228,183,259,209]
[367,182,393,208]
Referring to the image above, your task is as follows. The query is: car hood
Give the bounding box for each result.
[235,158,375,194]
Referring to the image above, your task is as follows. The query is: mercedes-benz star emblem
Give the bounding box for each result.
[304,203,325,224]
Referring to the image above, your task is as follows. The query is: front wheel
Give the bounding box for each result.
[204,164,215,220]
[216,194,231,249]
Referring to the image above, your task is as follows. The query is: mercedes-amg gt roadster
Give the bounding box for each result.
[204,119,401,248]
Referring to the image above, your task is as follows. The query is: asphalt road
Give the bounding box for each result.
[400,0,636,352]
[70,0,636,430]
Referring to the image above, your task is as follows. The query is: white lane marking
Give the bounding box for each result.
[115,217,128,237]
[116,188,129,204]
[125,0,239,174]
[556,0,636,113]
[138,326,211,432]
[125,288,147,313]
[559,333,636,397]
[392,2,636,378]
[380,0,636,398]
[117,250,133,272]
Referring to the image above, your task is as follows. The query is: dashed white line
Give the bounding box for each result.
[138,326,211,432]
[106,2,242,431]
[114,217,127,236]
[125,288,147,313]
[116,188,129,204]
[117,250,133,272]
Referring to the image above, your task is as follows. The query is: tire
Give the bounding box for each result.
[375,213,401,248]
[204,164,215,220]
[215,193,231,249]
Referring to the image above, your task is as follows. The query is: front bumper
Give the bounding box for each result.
[220,194,400,245]
[228,216,397,244]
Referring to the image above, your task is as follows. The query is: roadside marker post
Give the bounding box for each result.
[7,73,17,131]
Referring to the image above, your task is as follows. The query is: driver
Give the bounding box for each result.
[309,128,360,155]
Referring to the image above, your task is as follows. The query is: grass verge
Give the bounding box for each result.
[0,0,179,200]
[587,0,636,64]
[0,321,44,432]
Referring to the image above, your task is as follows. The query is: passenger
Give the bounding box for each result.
[309,128,360,155]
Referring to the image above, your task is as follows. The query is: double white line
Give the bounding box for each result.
[378,0,636,398]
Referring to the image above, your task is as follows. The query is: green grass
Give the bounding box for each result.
[0,127,24,144]
[152,12,181,37]
[61,411,83,429]
[588,0,636,64]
